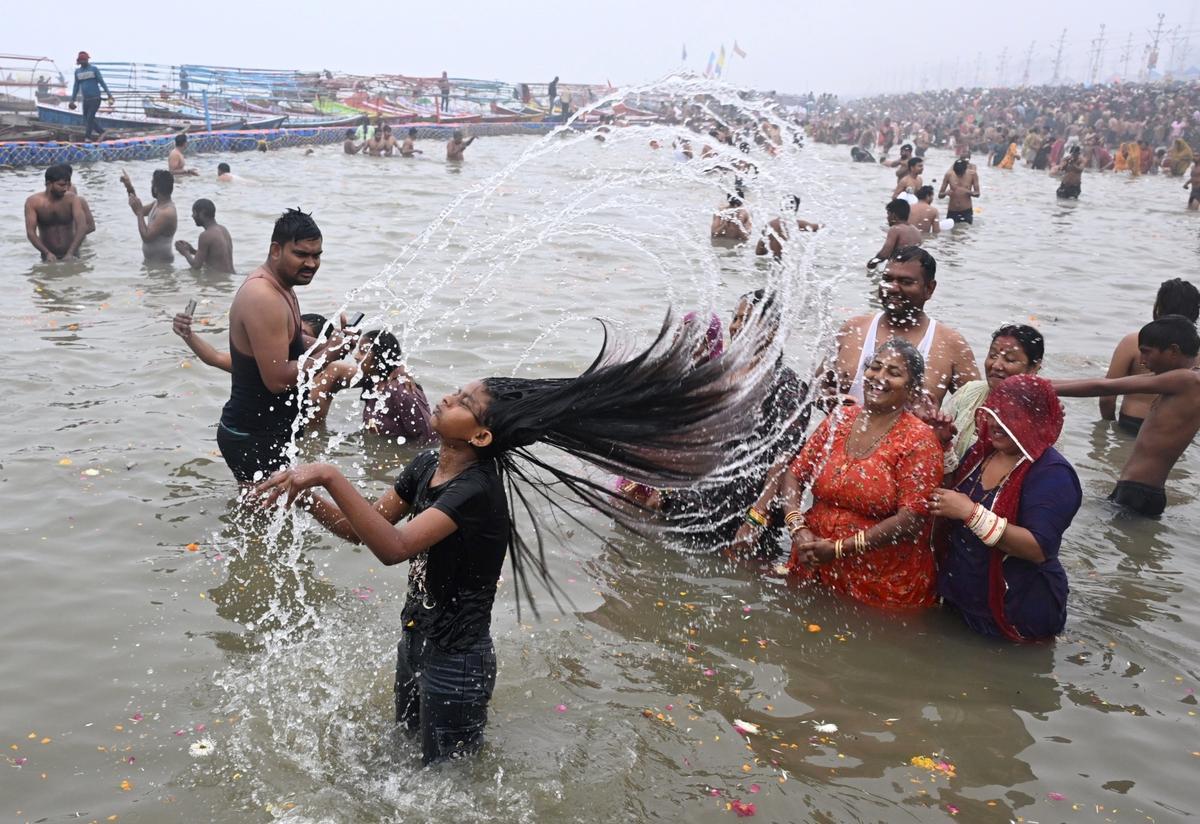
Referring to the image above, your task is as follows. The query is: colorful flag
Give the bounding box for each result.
[733,40,747,58]
[705,51,716,77]
[716,45,727,77]
[682,43,687,61]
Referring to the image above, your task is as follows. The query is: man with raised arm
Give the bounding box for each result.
[1055,316,1200,517]
[122,169,177,264]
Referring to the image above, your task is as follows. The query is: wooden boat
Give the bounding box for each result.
[37,103,244,131]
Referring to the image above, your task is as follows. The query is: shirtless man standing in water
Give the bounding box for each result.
[176,198,235,274]
[24,164,88,261]
[168,133,199,176]
[446,129,476,160]
[830,246,979,409]
[939,156,980,224]
[867,199,922,269]
[1183,157,1200,210]
[1056,315,1200,517]
[1098,278,1199,435]
[711,190,752,242]
[123,169,178,264]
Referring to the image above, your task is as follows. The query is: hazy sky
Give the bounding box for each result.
[7,0,1200,96]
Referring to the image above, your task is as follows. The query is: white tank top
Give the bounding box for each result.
[847,312,938,403]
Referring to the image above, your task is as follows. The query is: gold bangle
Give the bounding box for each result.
[785,510,806,527]
[855,530,866,553]
[834,539,844,560]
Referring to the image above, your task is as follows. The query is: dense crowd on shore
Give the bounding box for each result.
[807,81,1200,176]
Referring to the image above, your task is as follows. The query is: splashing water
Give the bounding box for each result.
[199,73,858,818]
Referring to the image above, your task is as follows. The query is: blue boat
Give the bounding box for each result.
[37,103,247,132]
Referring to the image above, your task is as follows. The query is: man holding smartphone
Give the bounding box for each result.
[174,209,351,485]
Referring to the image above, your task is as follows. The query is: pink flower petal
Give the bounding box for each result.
[194,723,205,732]
[1047,792,1066,801]
[946,804,960,815]
[174,729,186,736]
[731,799,757,817]
[703,668,716,677]
[748,784,761,793]
[709,788,722,797]
[555,704,568,713]
[665,704,674,711]
[130,713,143,722]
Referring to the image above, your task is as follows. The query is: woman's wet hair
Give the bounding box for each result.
[1154,278,1200,322]
[992,324,1045,365]
[271,208,321,246]
[876,338,925,390]
[1139,314,1200,357]
[471,309,778,613]
[358,330,402,384]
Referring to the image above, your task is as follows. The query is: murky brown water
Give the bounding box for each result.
[2,130,1198,824]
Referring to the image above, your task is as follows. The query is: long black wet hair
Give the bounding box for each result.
[473,306,779,613]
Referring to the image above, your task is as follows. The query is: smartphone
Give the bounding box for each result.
[183,299,197,318]
[346,311,365,327]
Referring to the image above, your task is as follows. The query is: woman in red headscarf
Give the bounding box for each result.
[930,375,1081,641]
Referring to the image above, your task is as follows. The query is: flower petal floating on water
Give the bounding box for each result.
[188,739,215,758]
[730,799,756,817]
[58,458,73,466]
[555,704,568,713]
[83,468,100,477]
[807,624,821,633]
[748,784,761,794]
[185,543,200,552]
[703,668,716,677]
[1047,792,1066,801]
[813,723,838,734]
[733,719,760,736]
[946,804,960,815]
[119,779,132,791]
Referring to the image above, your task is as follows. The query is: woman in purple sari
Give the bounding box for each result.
[930,375,1081,641]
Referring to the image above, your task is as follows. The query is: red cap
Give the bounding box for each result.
[77,51,90,62]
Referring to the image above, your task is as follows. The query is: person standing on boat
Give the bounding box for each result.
[68,51,115,142]
[178,67,189,98]
[439,71,451,112]
[547,76,559,115]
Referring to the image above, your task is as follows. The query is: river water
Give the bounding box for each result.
[2,118,1198,824]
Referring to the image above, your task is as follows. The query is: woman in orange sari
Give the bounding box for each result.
[768,340,943,608]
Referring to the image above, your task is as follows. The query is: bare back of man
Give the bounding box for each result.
[831,312,980,408]
[1100,331,1157,425]
[908,201,940,233]
[25,190,87,260]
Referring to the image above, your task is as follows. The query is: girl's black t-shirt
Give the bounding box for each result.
[393,451,510,652]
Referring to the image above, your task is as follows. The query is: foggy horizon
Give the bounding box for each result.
[6,0,1200,98]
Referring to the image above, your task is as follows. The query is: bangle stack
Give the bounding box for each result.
[854,529,866,554]
[745,506,768,530]
[784,510,807,534]
[833,538,844,559]
[966,504,1008,547]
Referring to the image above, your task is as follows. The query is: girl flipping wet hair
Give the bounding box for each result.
[255,307,777,764]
